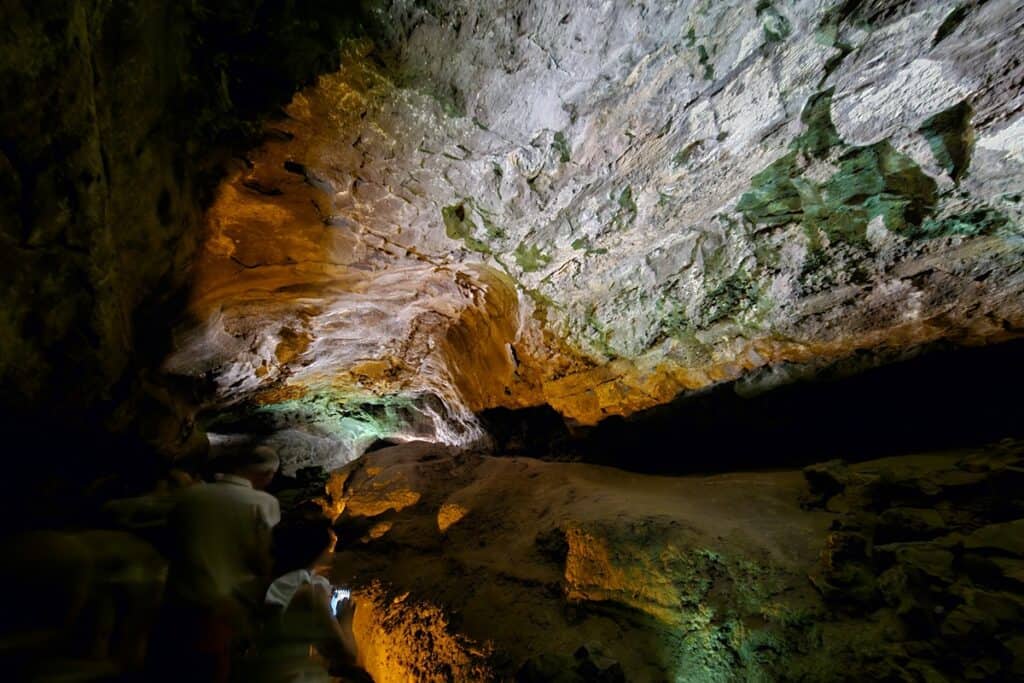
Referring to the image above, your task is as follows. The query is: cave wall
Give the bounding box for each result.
[168,0,1024,466]
[357,0,1024,424]
[328,440,1024,681]
[0,1,366,518]
[3,0,1023,478]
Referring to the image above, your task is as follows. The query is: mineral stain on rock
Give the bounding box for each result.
[738,92,940,242]
[161,0,1024,432]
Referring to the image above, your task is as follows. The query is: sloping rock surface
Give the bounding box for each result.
[171,0,1024,463]
[327,442,832,681]
[323,439,1024,681]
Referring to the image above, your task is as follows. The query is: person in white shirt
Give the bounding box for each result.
[238,518,364,683]
[151,446,282,683]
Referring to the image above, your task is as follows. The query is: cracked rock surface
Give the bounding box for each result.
[168,0,1024,468]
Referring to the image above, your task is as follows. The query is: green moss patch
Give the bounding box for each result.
[697,44,715,81]
[618,186,637,213]
[514,242,552,272]
[917,207,1009,239]
[580,304,617,358]
[570,236,608,256]
[736,152,803,227]
[442,203,491,254]
[699,269,762,326]
[552,131,571,163]
[757,4,792,43]
[653,295,694,342]
[934,5,971,46]
[793,89,841,158]
[673,141,702,167]
[737,90,950,242]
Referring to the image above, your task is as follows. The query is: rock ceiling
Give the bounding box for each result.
[165,0,1024,472]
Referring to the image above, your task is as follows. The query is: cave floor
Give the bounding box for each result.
[329,443,821,680]
[4,441,1020,682]
[323,442,1024,682]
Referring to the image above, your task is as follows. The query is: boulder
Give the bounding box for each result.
[802,460,849,507]
[516,654,581,683]
[574,645,626,683]
[940,604,996,640]
[929,470,991,496]
[1002,635,1024,677]
[962,555,1024,592]
[876,507,948,544]
[962,656,1003,681]
[963,519,1024,557]
[874,543,956,584]
[903,661,951,683]
[876,565,942,624]
[0,530,166,676]
[942,588,1024,640]
[989,557,1024,592]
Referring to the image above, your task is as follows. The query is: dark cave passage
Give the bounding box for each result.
[481,338,1024,474]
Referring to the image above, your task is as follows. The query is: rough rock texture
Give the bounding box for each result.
[322,439,1024,681]
[326,442,834,681]
[802,439,1024,681]
[169,0,1024,464]
[0,529,167,680]
[0,1,365,504]
[2,0,205,449]
[351,580,497,683]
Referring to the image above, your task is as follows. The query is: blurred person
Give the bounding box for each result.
[0,530,166,680]
[237,518,365,683]
[150,446,281,682]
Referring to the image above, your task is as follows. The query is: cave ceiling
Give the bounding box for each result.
[164,0,1024,471]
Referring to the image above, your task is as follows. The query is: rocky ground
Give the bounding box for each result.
[322,439,1024,682]
[2,438,1021,681]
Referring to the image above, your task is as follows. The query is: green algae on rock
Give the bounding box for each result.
[170,0,1024,430]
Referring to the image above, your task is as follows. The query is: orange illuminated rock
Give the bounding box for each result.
[351,581,495,683]
[436,502,469,534]
[170,12,1024,441]
[345,487,421,518]
[328,442,836,680]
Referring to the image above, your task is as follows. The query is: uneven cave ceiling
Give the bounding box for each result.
[164,0,1024,472]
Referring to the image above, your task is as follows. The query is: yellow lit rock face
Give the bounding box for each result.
[364,521,394,541]
[169,2,1024,463]
[344,483,421,519]
[328,441,833,681]
[168,41,591,465]
[436,502,469,534]
[351,581,495,683]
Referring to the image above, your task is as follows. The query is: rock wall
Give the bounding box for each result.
[5,1,1023,473]
[171,0,1024,460]
[0,1,365,517]
[327,442,835,681]
[803,442,1024,680]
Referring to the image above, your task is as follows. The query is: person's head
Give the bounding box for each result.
[230,446,280,489]
[271,518,336,576]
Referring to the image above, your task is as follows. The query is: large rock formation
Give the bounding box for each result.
[0,1,366,508]
[324,439,1024,681]
[167,0,1024,468]
[4,3,1024,680]
[326,442,835,681]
